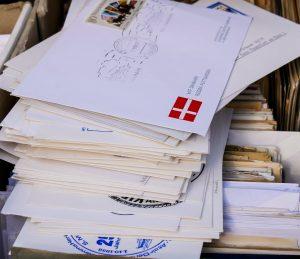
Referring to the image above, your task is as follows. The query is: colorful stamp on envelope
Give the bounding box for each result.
[87,0,145,29]
[207,2,246,16]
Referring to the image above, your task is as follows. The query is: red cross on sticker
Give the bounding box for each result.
[168,97,202,122]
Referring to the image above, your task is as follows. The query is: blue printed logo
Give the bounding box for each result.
[137,239,152,250]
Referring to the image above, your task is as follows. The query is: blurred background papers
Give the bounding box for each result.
[195,0,300,110]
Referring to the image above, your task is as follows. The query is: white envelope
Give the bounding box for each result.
[14,220,204,259]
[195,0,300,110]
[224,184,300,212]
[4,0,300,116]
[2,183,182,232]
[1,101,210,155]
[23,109,232,241]
[13,0,251,135]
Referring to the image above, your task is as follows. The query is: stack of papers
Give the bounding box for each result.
[223,144,282,182]
[228,129,300,184]
[2,110,232,258]
[227,84,277,131]
[204,181,300,255]
[0,0,254,201]
[0,0,249,257]
[203,127,300,255]
[251,0,300,132]
[0,98,212,202]
[0,0,300,258]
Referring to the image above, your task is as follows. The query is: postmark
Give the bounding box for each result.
[109,196,181,208]
[65,234,169,257]
[97,0,174,81]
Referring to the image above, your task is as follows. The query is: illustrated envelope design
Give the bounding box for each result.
[168,97,202,122]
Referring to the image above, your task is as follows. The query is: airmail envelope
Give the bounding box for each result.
[13,0,251,136]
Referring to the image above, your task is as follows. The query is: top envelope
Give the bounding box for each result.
[13,0,251,135]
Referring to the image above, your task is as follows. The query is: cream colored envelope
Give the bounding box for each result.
[14,157,187,195]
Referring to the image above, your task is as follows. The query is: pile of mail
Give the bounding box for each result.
[246,0,300,131]
[227,129,300,184]
[227,84,277,131]
[0,0,251,257]
[202,128,300,255]
[2,110,230,258]
[0,0,300,258]
[223,144,282,182]
[204,181,300,255]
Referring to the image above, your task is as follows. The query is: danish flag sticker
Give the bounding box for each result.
[168,96,202,122]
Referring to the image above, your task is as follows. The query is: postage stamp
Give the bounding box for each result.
[207,2,246,16]
[87,0,145,29]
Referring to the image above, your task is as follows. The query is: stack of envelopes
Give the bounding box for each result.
[223,144,283,183]
[1,108,233,258]
[0,0,300,258]
[227,84,277,131]
[0,98,212,202]
[250,0,300,131]
[0,0,254,204]
[203,127,300,255]
[204,181,300,255]
[0,0,252,257]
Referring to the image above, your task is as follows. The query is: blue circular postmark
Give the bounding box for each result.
[65,235,169,257]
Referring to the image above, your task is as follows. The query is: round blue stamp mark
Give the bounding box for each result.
[65,235,169,257]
